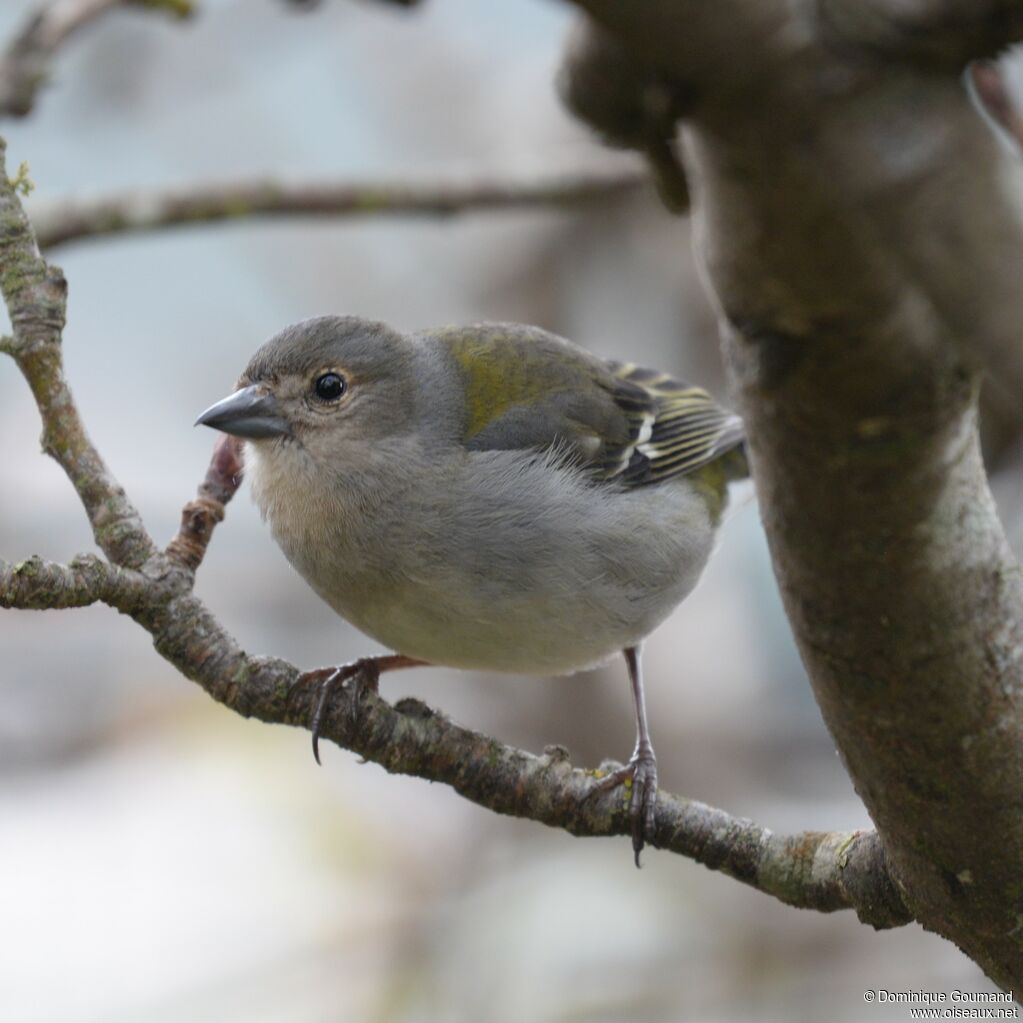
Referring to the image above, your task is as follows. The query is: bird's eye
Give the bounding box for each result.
[313,372,346,402]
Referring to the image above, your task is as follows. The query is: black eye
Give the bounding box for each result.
[314,372,346,402]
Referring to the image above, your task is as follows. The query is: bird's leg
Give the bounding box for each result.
[592,645,658,866]
[300,654,428,764]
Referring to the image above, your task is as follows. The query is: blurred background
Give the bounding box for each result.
[0,1,1011,1020]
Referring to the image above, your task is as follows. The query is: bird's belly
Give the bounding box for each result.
[313,509,713,675]
[266,450,721,676]
[338,585,659,675]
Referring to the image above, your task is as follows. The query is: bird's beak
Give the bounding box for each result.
[194,385,291,439]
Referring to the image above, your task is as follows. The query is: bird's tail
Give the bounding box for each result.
[718,442,749,483]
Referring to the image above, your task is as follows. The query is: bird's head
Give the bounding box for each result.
[195,316,420,463]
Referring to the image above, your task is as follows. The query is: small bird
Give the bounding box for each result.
[196,316,746,862]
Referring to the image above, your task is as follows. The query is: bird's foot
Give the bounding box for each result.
[300,658,382,764]
[591,744,658,867]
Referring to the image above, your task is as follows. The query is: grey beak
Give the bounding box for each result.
[194,385,291,439]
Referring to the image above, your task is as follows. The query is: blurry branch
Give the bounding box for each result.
[0,0,192,119]
[559,22,690,214]
[281,0,422,7]
[0,135,910,928]
[970,59,1023,148]
[815,0,1023,69]
[29,169,649,250]
[967,60,1023,467]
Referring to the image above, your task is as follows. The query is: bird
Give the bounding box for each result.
[195,315,747,862]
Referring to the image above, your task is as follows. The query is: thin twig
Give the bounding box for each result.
[29,169,649,249]
[165,433,244,572]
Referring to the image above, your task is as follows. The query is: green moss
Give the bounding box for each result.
[98,212,129,235]
[130,0,195,18]
[354,191,387,213]
[220,199,253,219]
[0,249,31,304]
[7,161,33,197]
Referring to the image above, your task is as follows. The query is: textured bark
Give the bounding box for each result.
[562,0,1023,992]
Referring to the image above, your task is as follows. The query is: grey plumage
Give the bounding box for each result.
[196,314,748,860]
[229,315,744,674]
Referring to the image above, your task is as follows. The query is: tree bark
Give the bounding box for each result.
[562,0,1023,991]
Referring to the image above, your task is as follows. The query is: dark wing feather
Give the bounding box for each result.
[432,324,743,488]
[597,361,745,486]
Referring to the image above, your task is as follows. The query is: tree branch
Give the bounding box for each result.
[0,140,155,568]
[0,0,193,119]
[0,544,910,928]
[563,0,1023,993]
[0,552,148,610]
[165,433,243,573]
[0,129,909,928]
[816,0,1023,69]
[28,169,648,250]
[559,23,690,214]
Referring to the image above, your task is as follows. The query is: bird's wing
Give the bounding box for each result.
[597,361,746,486]
[432,324,744,488]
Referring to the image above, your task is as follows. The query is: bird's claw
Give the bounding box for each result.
[591,746,658,867]
[301,659,381,764]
